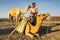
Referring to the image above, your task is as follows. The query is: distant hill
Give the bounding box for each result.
[0,18,8,21]
[50,16,60,21]
[0,16,60,21]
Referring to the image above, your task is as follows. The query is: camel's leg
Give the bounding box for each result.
[15,15,18,25]
[16,15,20,24]
[25,23,34,38]
[8,16,10,23]
[17,15,20,23]
[34,33,42,40]
[34,33,40,37]
[9,16,13,25]
[8,14,11,24]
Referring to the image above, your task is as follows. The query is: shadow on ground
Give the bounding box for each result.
[0,23,60,36]
[38,23,60,36]
[0,28,14,35]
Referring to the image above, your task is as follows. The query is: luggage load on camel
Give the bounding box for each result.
[8,16,29,37]
[16,16,29,33]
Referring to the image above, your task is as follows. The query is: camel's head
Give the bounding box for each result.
[44,12,50,16]
[25,5,31,9]
[37,12,50,20]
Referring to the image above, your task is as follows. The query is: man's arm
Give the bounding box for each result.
[35,8,38,13]
[30,8,32,14]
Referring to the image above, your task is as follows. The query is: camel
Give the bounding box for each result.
[24,12,50,38]
[8,12,50,38]
[8,5,31,25]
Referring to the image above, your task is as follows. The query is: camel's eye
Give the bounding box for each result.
[43,14,45,16]
[38,15,40,17]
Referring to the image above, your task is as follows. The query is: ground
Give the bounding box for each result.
[0,20,60,40]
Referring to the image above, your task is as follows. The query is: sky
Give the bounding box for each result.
[0,0,60,18]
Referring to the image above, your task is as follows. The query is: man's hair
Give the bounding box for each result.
[32,2,36,5]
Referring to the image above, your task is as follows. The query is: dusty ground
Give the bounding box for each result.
[0,21,60,40]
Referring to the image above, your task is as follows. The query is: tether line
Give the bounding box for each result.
[46,16,51,40]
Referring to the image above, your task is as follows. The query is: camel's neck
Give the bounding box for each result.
[22,5,29,14]
[35,16,46,27]
[29,15,48,33]
[36,18,42,27]
[33,17,43,29]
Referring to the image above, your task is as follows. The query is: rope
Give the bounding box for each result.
[46,16,51,40]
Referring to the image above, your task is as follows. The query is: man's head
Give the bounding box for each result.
[32,2,36,8]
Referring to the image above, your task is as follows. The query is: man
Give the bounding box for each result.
[30,2,38,25]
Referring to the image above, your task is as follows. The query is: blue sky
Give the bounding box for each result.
[0,0,60,18]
